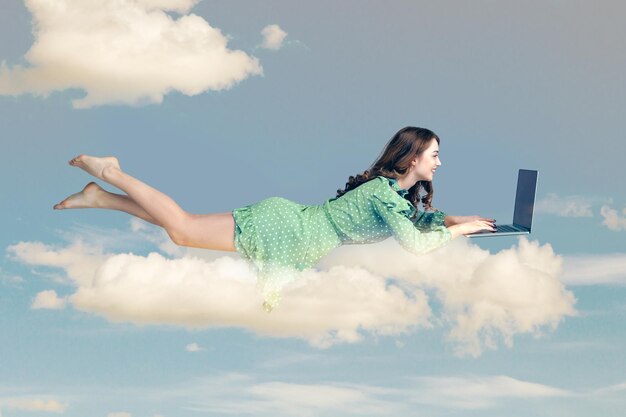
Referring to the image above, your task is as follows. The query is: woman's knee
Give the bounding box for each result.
[165,212,237,251]
[164,213,194,246]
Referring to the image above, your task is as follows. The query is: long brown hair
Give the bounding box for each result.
[336,126,440,217]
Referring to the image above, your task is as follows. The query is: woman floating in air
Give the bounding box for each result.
[54,127,496,312]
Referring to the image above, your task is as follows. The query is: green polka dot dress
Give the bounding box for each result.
[232,175,452,311]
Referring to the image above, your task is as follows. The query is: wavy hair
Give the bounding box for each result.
[335,126,440,217]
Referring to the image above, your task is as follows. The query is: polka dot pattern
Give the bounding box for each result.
[233,176,452,311]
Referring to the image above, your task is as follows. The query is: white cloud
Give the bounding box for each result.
[6,240,107,287]
[600,205,626,231]
[0,0,262,108]
[107,412,132,417]
[535,193,593,217]
[562,253,626,285]
[73,254,432,348]
[321,237,577,357]
[410,375,571,409]
[7,228,576,355]
[31,290,67,310]
[160,372,572,416]
[1,397,67,413]
[185,342,204,352]
[592,381,626,396]
[8,239,432,348]
[248,382,374,416]
[167,373,399,416]
[261,24,288,50]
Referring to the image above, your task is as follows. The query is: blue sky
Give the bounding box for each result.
[1,0,625,416]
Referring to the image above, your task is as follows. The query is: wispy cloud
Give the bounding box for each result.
[600,204,626,231]
[261,24,288,50]
[535,193,594,217]
[0,397,67,413]
[562,253,626,285]
[185,342,204,352]
[157,372,573,416]
[591,381,626,396]
[6,240,107,287]
[6,224,576,355]
[409,375,571,409]
[0,0,262,108]
[166,373,400,416]
[0,267,24,287]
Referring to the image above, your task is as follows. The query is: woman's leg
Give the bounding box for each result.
[54,182,161,226]
[59,155,237,252]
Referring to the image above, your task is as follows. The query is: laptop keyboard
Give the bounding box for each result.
[496,225,519,232]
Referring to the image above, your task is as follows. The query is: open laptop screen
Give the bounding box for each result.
[512,169,538,230]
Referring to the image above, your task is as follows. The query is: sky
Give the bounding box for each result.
[1,0,625,416]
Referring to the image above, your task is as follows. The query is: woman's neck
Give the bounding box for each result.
[396,173,417,190]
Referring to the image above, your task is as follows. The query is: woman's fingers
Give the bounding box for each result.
[456,219,498,235]
[478,220,496,232]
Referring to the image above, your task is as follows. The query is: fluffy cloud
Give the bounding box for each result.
[0,0,262,108]
[321,237,577,356]
[31,290,67,310]
[261,24,288,50]
[9,241,432,348]
[7,227,576,355]
[1,397,67,413]
[600,205,626,231]
[107,413,132,417]
[535,193,593,217]
[562,253,626,285]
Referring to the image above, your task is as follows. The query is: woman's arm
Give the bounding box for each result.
[372,195,453,256]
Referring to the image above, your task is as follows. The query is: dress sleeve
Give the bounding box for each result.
[371,184,452,256]
[412,210,447,231]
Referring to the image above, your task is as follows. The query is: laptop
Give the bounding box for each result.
[467,169,538,238]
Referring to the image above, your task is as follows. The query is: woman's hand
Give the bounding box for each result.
[447,217,497,238]
[445,215,496,227]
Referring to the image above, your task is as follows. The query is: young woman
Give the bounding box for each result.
[54,126,496,312]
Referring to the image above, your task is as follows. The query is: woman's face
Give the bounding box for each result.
[413,138,441,181]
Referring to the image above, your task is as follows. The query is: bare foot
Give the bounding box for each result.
[53,182,106,210]
[69,155,121,180]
